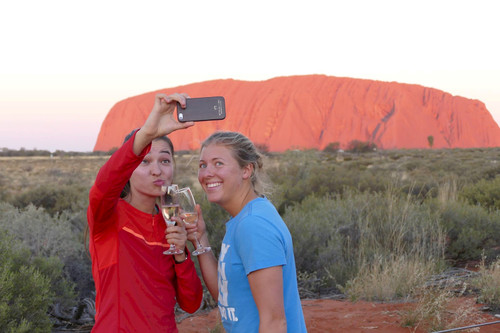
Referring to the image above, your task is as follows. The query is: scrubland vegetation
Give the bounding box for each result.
[1,144,500,332]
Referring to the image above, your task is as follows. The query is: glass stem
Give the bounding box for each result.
[194,232,203,249]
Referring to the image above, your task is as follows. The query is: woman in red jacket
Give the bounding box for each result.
[87,93,203,332]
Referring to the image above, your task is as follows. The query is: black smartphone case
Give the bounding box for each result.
[177,96,226,122]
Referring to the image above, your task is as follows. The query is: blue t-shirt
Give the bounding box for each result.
[217,197,307,332]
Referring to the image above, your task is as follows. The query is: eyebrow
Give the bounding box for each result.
[199,157,224,163]
[160,150,172,155]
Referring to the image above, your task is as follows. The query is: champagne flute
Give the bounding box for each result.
[160,184,183,255]
[177,187,211,256]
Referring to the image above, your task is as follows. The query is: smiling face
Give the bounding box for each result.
[198,143,254,215]
[128,139,174,210]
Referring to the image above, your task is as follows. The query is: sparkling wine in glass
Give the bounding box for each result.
[161,184,183,255]
[177,187,211,256]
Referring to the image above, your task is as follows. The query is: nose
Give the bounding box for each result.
[150,162,162,176]
[198,165,213,180]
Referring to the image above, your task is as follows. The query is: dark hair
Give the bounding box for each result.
[120,129,175,198]
[200,131,270,196]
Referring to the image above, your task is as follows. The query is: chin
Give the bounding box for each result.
[206,193,221,205]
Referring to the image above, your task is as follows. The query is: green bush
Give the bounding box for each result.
[343,255,438,301]
[267,150,390,214]
[0,203,86,300]
[460,176,500,211]
[474,256,500,311]
[284,194,355,291]
[283,189,445,294]
[10,184,88,216]
[0,233,53,332]
[439,201,500,262]
[346,140,377,153]
[323,142,340,153]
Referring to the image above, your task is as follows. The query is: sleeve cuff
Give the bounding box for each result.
[174,248,190,264]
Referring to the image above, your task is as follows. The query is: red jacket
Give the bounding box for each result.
[87,134,203,332]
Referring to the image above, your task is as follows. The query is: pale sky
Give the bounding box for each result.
[1,0,499,152]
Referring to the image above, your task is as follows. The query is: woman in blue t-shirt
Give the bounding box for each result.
[185,131,307,332]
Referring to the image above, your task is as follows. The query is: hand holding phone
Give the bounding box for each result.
[177,96,226,122]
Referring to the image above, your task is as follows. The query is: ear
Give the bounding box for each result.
[242,163,254,180]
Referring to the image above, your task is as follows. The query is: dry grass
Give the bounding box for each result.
[0,154,203,199]
[474,256,500,310]
[400,286,483,332]
[344,256,438,302]
[0,156,108,197]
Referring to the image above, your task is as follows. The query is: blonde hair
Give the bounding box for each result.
[201,131,270,197]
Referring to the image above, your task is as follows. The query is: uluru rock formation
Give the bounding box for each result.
[93,75,500,152]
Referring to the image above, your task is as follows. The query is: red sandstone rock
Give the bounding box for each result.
[93,75,500,152]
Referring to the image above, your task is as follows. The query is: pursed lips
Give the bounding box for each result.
[153,179,165,186]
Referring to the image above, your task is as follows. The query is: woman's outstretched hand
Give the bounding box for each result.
[144,93,194,137]
[133,93,195,154]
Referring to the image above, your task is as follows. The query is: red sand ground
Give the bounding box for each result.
[177,298,500,332]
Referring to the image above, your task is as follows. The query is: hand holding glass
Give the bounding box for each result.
[160,185,183,255]
[177,187,211,256]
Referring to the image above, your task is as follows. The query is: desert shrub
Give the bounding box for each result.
[10,149,102,157]
[427,135,434,148]
[435,178,459,205]
[401,182,438,200]
[0,203,83,259]
[267,150,390,213]
[267,150,334,211]
[348,169,389,194]
[402,160,424,172]
[283,193,356,290]
[254,143,270,154]
[0,172,8,202]
[346,140,377,153]
[0,203,88,300]
[323,142,340,153]
[400,285,482,332]
[10,184,88,215]
[422,149,500,185]
[0,232,54,332]
[439,201,500,262]
[343,255,438,301]
[481,164,500,181]
[431,156,465,176]
[284,188,445,295]
[460,176,500,211]
[474,256,500,311]
[296,271,330,298]
[0,148,52,157]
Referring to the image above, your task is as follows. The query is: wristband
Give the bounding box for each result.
[174,253,188,264]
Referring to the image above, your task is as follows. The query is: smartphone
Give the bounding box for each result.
[177,96,226,122]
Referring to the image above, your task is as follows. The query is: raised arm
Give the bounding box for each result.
[133,93,194,155]
[88,92,194,234]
